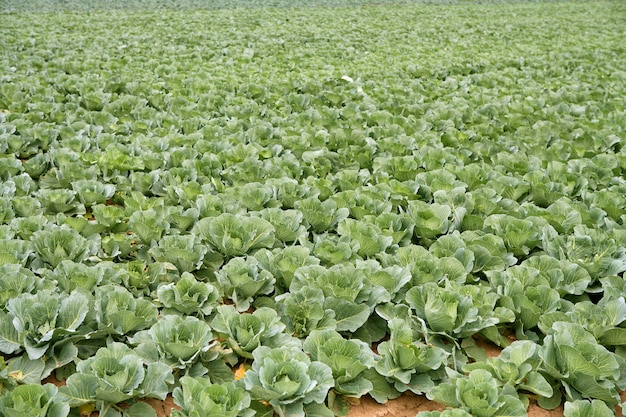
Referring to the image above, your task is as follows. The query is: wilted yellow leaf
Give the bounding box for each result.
[234,363,247,380]
[80,403,96,416]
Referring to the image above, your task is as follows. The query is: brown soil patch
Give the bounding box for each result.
[526,401,564,417]
[345,393,444,417]
[141,397,180,416]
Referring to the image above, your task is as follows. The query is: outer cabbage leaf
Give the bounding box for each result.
[563,400,615,417]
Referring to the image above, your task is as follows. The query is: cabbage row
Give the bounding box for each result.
[0,2,625,417]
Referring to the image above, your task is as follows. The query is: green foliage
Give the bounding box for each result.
[0,1,625,416]
[539,322,624,406]
[426,369,527,417]
[216,256,275,311]
[303,330,377,397]
[0,383,69,417]
[2,290,89,360]
[156,272,219,317]
[130,315,215,373]
[563,400,616,417]
[59,343,171,416]
[211,304,298,360]
[172,376,254,417]
[194,214,275,257]
[242,346,334,417]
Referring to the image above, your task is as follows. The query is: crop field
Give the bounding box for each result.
[1,0,626,416]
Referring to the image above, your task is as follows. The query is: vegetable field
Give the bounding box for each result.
[1,0,625,416]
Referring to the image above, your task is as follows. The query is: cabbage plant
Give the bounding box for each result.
[275,287,337,337]
[156,272,219,317]
[0,383,69,417]
[0,264,48,309]
[254,246,320,291]
[290,264,387,332]
[210,305,298,360]
[31,226,97,268]
[538,321,624,407]
[426,369,526,417]
[216,256,275,311]
[59,343,172,417]
[71,179,115,206]
[336,218,393,258]
[405,281,514,339]
[94,284,158,336]
[374,317,448,396]
[1,290,89,360]
[252,208,307,244]
[242,346,334,417]
[463,340,553,400]
[294,197,349,234]
[131,315,216,374]
[148,234,207,273]
[303,329,377,398]
[172,376,254,417]
[194,213,275,257]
